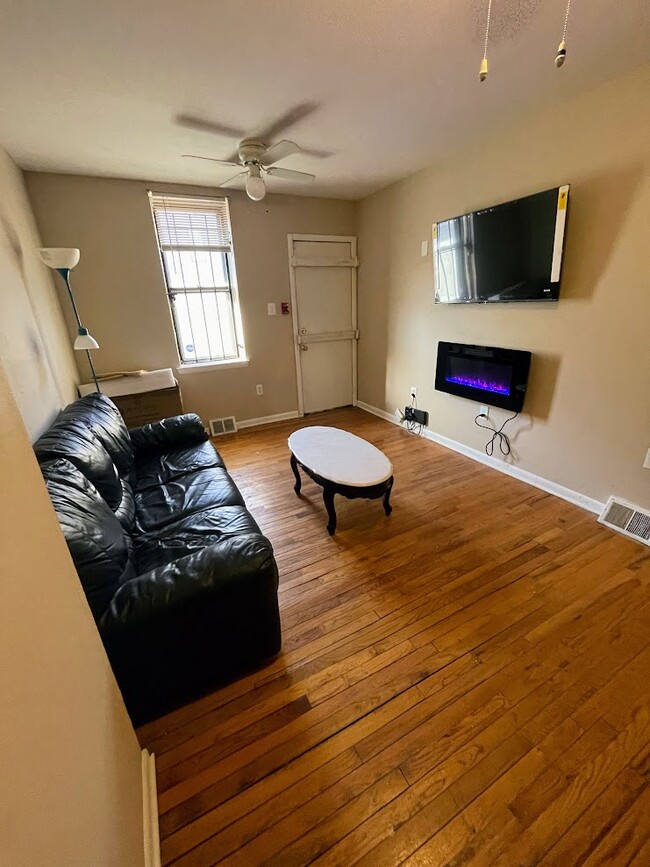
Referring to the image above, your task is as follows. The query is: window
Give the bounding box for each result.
[149,193,246,365]
[436,214,476,302]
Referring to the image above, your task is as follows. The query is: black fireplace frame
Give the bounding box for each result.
[435,342,532,412]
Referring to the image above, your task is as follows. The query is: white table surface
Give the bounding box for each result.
[79,368,176,397]
[288,426,393,487]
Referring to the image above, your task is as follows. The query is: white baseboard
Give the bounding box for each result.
[237,410,301,430]
[142,749,161,867]
[356,400,603,515]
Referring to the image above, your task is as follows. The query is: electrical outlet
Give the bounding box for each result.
[405,406,428,425]
[410,386,417,400]
[256,384,263,395]
[479,405,489,418]
[267,302,276,316]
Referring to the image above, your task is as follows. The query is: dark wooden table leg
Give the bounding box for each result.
[323,486,337,535]
[383,476,394,516]
[290,453,301,495]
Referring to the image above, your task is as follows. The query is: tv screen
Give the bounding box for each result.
[433,186,569,304]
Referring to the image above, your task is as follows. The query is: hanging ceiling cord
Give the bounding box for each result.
[479,0,493,82]
[556,0,572,67]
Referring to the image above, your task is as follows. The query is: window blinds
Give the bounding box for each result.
[149,193,232,251]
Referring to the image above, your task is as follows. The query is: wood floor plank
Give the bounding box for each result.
[135,407,650,866]
[570,777,650,866]
[538,767,646,866]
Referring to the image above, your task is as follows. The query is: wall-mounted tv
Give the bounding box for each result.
[433,185,569,304]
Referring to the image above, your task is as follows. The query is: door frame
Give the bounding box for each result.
[287,233,359,416]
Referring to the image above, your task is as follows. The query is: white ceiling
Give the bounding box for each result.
[1,0,649,200]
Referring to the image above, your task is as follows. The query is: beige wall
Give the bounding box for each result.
[357,64,650,509]
[25,173,355,424]
[0,147,78,438]
[0,360,144,865]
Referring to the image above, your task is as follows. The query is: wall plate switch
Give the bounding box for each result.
[421,240,428,257]
[281,301,290,315]
[644,448,650,469]
[479,405,489,418]
[267,302,276,316]
[256,384,263,395]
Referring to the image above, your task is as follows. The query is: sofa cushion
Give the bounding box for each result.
[34,417,123,510]
[134,467,245,534]
[41,459,135,619]
[134,505,262,574]
[135,441,226,490]
[115,478,136,532]
[60,393,134,480]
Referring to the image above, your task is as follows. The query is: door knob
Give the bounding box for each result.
[300,343,308,351]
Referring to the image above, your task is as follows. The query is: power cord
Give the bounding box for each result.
[474,411,519,456]
[406,392,425,436]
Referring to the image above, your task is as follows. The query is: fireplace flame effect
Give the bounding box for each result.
[445,375,510,396]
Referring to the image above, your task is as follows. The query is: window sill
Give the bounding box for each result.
[176,358,249,375]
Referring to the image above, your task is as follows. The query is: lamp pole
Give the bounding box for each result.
[37,248,101,394]
[57,267,101,393]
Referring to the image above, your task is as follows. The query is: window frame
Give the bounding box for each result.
[149,192,247,368]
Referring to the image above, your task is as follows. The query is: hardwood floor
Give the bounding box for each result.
[137,407,650,866]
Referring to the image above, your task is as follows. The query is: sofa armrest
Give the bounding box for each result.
[98,532,281,723]
[98,533,277,634]
[128,413,208,454]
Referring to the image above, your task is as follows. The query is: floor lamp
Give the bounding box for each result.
[37,247,101,392]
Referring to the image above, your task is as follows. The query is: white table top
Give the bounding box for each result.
[79,368,176,398]
[288,426,393,487]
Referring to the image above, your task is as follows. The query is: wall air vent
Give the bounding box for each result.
[598,497,650,546]
[209,416,237,437]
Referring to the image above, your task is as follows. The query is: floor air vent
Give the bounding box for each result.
[598,497,650,546]
[209,416,237,437]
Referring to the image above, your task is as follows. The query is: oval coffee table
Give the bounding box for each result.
[288,426,394,535]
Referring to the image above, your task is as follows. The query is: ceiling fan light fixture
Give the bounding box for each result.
[245,168,266,201]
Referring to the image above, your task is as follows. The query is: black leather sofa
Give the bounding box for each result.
[34,393,281,724]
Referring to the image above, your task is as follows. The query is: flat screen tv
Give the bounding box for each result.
[433,185,569,303]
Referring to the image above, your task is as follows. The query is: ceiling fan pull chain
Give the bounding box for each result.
[556,0,572,67]
[479,0,493,82]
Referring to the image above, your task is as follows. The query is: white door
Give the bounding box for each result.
[288,234,358,414]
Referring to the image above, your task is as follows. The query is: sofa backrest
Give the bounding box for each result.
[59,393,135,481]
[41,459,136,621]
[34,415,123,510]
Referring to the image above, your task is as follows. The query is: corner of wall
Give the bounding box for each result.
[0,146,78,438]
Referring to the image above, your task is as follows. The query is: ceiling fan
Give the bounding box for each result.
[183,139,315,201]
[178,103,326,201]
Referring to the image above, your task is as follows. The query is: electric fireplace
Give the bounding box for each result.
[435,342,531,412]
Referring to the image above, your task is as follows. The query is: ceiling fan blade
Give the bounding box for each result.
[299,146,334,159]
[176,114,246,138]
[218,171,247,188]
[182,154,241,167]
[254,102,319,144]
[261,140,301,166]
[266,167,315,182]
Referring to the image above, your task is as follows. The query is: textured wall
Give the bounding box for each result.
[0,361,144,866]
[357,65,650,508]
[26,173,355,424]
[0,147,78,438]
